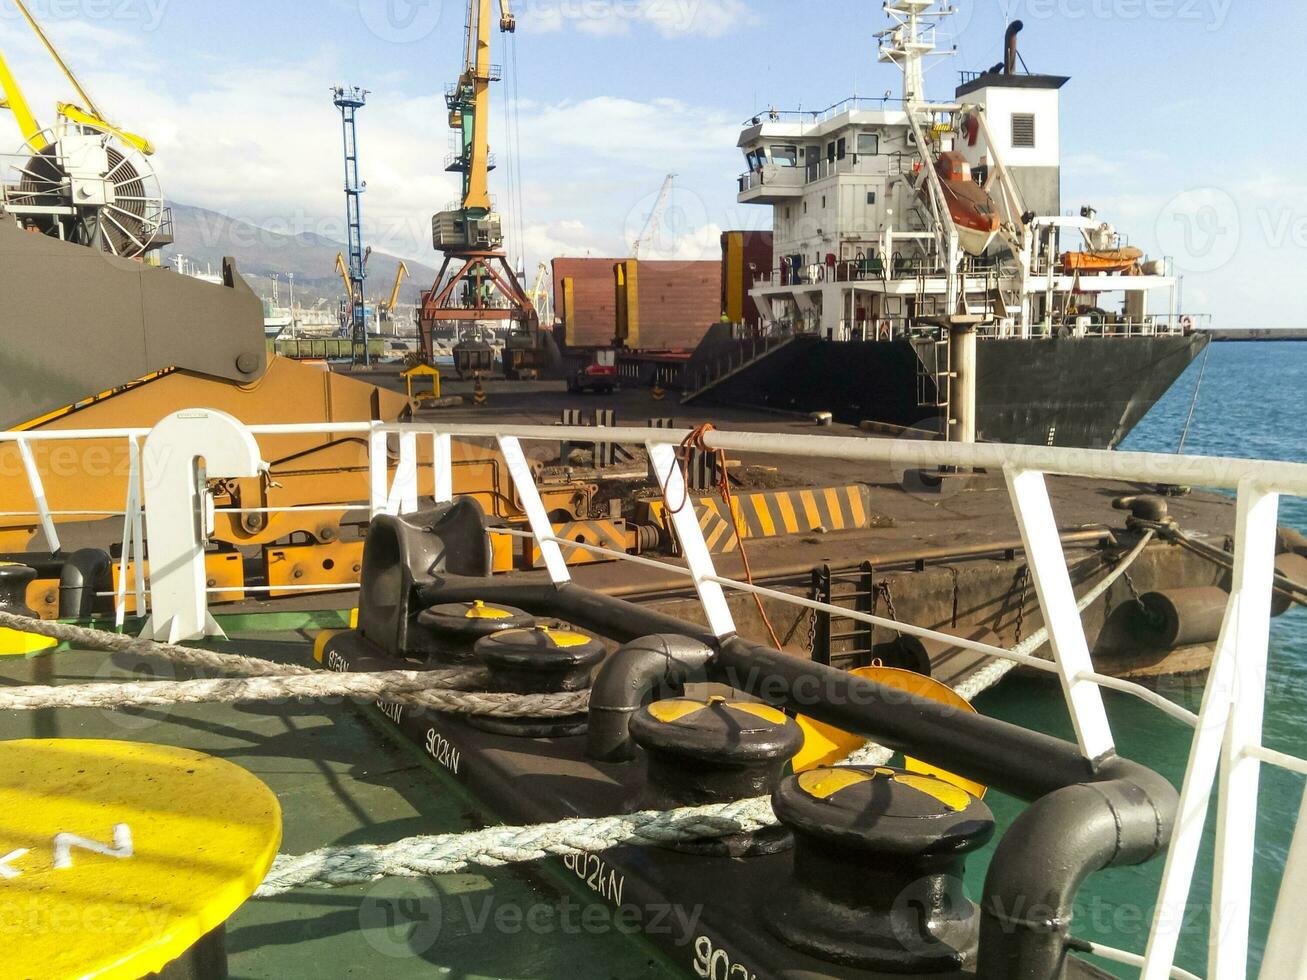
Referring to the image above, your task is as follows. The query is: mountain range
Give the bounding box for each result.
[160,203,439,310]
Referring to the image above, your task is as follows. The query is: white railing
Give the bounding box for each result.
[2,413,1306,978]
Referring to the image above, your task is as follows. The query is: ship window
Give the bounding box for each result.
[771,144,798,167]
[857,133,879,155]
[1011,113,1036,148]
[866,192,876,205]
[836,138,847,159]
[826,142,836,163]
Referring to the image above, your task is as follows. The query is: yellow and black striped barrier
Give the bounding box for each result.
[527,519,635,568]
[646,485,874,554]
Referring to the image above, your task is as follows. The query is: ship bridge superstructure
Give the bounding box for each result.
[734,4,1196,344]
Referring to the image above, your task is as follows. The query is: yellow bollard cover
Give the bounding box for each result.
[0,739,282,978]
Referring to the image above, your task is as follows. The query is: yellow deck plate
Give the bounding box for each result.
[793,667,986,798]
[0,739,282,979]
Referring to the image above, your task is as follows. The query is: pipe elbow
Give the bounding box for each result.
[977,756,1176,979]
[586,634,716,762]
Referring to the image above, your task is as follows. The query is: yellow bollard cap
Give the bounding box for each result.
[0,739,282,978]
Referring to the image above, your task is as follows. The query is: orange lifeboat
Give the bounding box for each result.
[1060,248,1144,274]
[926,151,1001,256]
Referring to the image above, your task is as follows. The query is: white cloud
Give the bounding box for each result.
[523,0,749,39]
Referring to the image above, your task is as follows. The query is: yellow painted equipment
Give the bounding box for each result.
[0,0,155,154]
[0,357,598,601]
[646,485,876,554]
[792,666,986,799]
[527,519,637,569]
[403,363,442,404]
[384,260,411,312]
[0,739,280,978]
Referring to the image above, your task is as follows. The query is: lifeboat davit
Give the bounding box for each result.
[927,151,1001,256]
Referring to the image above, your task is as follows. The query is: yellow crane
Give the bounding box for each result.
[0,0,153,154]
[420,0,540,375]
[384,261,410,312]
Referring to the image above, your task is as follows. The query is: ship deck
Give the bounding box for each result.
[0,617,682,978]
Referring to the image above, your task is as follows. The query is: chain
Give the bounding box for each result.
[1012,566,1030,647]
[875,580,900,635]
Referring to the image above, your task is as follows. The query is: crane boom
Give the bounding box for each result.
[633,174,676,258]
[0,0,154,154]
[11,0,102,118]
[384,261,410,312]
[0,47,45,149]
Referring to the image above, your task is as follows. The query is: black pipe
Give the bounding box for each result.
[417,577,1096,800]
[715,636,1096,801]
[586,634,716,762]
[977,756,1175,979]
[1005,20,1025,75]
[59,549,111,619]
[416,577,712,646]
[413,576,1177,978]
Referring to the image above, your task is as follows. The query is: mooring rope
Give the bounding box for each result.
[0,533,1161,898]
[255,796,778,896]
[0,670,591,717]
[0,610,316,678]
[0,612,586,716]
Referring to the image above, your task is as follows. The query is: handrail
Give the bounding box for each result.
[0,415,1303,978]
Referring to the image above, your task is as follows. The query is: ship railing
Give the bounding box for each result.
[741,96,908,127]
[3,416,1307,978]
[740,153,913,194]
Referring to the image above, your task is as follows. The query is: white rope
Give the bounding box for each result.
[0,610,316,678]
[0,611,586,716]
[0,669,594,717]
[843,531,1156,767]
[256,796,778,896]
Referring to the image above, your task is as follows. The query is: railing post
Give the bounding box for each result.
[432,432,453,504]
[1260,787,1307,978]
[647,442,736,639]
[1004,467,1115,760]
[1209,482,1280,979]
[1141,480,1279,980]
[16,437,60,554]
[497,436,569,585]
[114,436,143,628]
[384,431,419,515]
[368,428,388,518]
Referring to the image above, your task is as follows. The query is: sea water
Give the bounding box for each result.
[970,340,1307,978]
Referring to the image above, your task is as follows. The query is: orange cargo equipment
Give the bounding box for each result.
[553,257,623,348]
[615,259,721,351]
[721,230,773,329]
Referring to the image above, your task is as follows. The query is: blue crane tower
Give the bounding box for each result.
[332,85,370,364]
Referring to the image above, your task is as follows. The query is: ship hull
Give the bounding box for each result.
[693,333,1209,449]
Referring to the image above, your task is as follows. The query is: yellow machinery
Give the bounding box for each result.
[0,3,597,614]
[418,0,540,366]
[384,261,411,313]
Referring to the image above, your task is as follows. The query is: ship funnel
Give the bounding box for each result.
[1004,20,1024,74]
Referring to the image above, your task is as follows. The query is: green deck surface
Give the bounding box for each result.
[0,618,681,980]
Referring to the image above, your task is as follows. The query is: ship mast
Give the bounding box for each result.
[876,0,955,108]
[878,1,963,312]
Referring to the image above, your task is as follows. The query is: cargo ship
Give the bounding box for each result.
[675,7,1209,449]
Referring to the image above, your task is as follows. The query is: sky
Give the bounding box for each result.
[1,0,1303,326]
